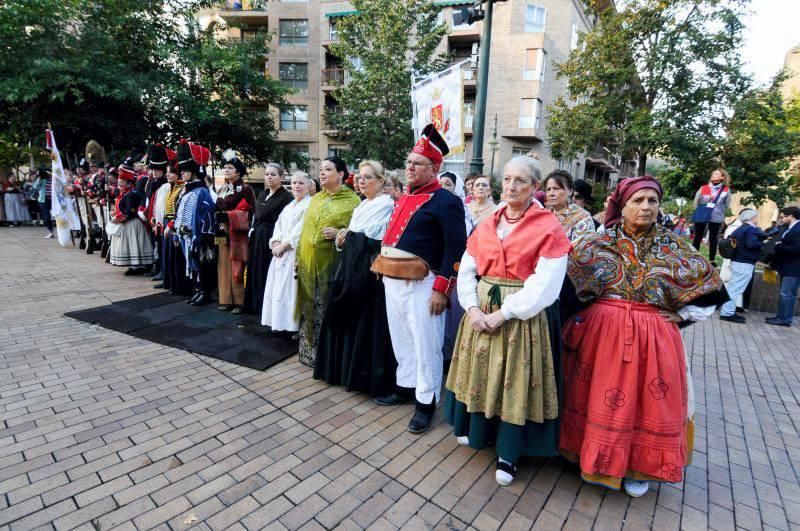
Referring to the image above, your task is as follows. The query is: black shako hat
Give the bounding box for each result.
[146,143,170,170]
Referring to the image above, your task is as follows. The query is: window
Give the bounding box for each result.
[523,49,546,81]
[279,63,308,90]
[557,159,574,174]
[519,98,542,129]
[280,106,308,130]
[329,20,339,41]
[571,23,580,50]
[285,144,310,172]
[241,29,259,41]
[463,101,474,128]
[328,146,348,159]
[512,147,531,157]
[524,4,546,33]
[279,20,308,46]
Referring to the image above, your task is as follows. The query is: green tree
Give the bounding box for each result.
[547,0,751,176]
[0,0,303,169]
[326,0,448,168]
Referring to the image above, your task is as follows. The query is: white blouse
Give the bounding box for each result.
[457,226,568,321]
[270,195,312,249]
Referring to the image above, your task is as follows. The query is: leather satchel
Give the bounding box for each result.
[371,254,429,280]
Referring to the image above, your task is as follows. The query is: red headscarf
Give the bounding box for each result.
[604,175,663,228]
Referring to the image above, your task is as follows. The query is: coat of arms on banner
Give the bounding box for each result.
[412,64,465,155]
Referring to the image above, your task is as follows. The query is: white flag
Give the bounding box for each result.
[46,129,81,246]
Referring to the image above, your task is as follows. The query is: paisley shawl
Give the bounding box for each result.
[568,224,722,312]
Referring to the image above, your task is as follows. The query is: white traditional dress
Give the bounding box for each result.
[261,195,312,332]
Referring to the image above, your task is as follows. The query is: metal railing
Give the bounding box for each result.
[321,68,345,86]
[223,0,268,10]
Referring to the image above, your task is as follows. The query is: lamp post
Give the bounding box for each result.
[468,0,495,175]
[488,114,499,179]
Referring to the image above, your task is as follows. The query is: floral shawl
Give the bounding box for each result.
[568,224,723,312]
[296,186,361,318]
[552,203,595,243]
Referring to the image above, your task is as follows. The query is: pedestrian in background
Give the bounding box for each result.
[719,209,764,324]
[767,206,800,327]
[691,168,731,263]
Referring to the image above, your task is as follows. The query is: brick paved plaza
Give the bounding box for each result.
[1,227,800,530]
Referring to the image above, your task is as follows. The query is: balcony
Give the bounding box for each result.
[448,23,481,43]
[219,0,268,24]
[321,68,345,91]
[583,144,619,173]
[463,112,474,136]
[322,107,344,136]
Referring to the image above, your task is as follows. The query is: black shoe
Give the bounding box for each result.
[153,283,164,289]
[495,459,518,486]
[151,273,164,281]
[764,315,780,322]
[720,314,745,324]
[124,267,146,276]
[766,318,791,327]
[186,291,201,304]
[191,292,211,306]
[218,304,233,312]
[230,306,243,315]
[408,410,433,434]
[374,394,412,406]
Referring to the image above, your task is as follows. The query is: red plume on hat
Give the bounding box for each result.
[177,139,211,176]
[412,124,449,166]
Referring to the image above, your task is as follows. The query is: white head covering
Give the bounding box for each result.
[438,171,466,202]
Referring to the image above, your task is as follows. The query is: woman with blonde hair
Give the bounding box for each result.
[691,168,731,263]
[261,172,313,333]
[314,160,397,395]
[466,175,497,226]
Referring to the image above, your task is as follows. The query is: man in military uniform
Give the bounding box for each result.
[372,124,468,434]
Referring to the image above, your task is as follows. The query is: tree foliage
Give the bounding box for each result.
[326,0,448,169]
[0,0,303,169]
[660,75,800,206]
[547,0,751,176]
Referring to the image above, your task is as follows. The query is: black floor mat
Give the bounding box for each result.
[65,293,297,370]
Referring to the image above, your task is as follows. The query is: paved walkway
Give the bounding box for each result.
[1,226,799,531]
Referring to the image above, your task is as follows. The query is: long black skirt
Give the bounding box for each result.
[313,233,396,397]
[164,237,193,296]
[244,226,274,314]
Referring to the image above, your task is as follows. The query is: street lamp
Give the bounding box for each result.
[453,0,499,175]
[488,114,499,179]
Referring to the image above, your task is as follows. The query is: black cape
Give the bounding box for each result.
[313,231,396,396]
[244,187,293,313]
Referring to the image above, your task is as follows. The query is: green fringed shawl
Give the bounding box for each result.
[295,186,361,320]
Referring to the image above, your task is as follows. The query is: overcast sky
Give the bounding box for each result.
[740,0,800,86]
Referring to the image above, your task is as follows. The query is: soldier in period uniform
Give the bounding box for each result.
[371,124,468,434]
[173,140,216,306]
[138,144,170,279]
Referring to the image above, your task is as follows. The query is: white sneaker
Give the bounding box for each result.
[623,479,649,497]
[45,233,54,239]
[495,458,517,486]
[456,436,469,446]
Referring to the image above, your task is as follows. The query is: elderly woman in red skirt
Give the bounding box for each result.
[560,175,726,497]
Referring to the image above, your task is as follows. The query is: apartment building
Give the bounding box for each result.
[206,0,621,184]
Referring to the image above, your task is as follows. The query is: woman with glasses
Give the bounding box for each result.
[466,175,497,226]
[314,160,397,395]
[296,156,361,367]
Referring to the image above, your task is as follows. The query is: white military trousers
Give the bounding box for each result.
[383,273,445,405]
